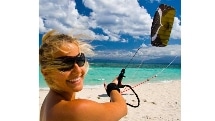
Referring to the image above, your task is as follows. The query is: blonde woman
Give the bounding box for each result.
[39,30,127,121]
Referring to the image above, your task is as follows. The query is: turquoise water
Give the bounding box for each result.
[39,62,181,88]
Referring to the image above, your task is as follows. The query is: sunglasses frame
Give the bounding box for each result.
[53,53,86,72]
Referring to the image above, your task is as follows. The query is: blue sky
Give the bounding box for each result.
[39,0,181,62]
[3,1,215,120]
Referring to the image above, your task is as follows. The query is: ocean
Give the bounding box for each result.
[39,62,181,89]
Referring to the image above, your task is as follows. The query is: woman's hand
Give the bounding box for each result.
[104,77,119,90]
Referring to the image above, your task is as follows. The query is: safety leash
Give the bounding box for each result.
[117,69,140,108]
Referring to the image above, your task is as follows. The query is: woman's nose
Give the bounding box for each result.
[72,63,82,72]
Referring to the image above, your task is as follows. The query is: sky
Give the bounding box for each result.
[2,1,215,121]
[39,0,181,62]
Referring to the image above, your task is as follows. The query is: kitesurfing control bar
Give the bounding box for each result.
[117,69,140,108]
[117,68,125,88]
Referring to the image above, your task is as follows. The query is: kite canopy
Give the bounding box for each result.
[151,4,175,47]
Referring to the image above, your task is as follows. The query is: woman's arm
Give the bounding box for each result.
[54,79,127,121]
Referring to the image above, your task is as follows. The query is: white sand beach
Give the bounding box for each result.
[39,80,181,121]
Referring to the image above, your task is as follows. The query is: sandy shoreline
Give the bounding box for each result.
[39,80,181,121]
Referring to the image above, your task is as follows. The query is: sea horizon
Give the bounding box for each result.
[39,60,181,89]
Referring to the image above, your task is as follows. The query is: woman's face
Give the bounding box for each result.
[43,42,87,93]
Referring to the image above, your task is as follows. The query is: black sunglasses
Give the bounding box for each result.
[53,53,86,72]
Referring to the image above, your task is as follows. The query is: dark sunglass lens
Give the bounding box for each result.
[58,65,74,72]
[77,60,85,67]
[55,53,85,71]
[76,53,85,67]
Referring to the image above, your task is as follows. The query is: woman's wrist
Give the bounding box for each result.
[106,83,120,96]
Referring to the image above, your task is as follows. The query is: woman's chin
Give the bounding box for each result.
[73,85,83,92]
[71,81,84,92]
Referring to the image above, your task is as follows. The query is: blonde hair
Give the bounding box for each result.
[39,30,94,90]
[39,30,94,66]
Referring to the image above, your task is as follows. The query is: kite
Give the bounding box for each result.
[114,4,177,108]
[151,4,176,47]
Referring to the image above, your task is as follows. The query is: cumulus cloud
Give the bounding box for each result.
[94,44,181,61]
[171,17,181,39]
[148,0,161,3]
[138,44,181,56]
[40,0,91,35]
[39,0,181,60]
[40,0,181,41]
[84,0,152,41]
[39,17,47,33]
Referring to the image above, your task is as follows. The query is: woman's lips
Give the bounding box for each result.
[66,77,81,84]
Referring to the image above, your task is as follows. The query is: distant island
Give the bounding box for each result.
[88,56,181,64]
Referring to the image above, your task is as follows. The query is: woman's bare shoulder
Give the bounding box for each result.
[51,99,110,121]
[41,97,121,121]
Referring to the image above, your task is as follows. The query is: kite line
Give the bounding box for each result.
[121,55,178,94]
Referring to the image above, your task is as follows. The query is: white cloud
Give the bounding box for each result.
[39,0,92,35]
[94,44,181,61]
[40,0,181,42]
[84,0,152,41]
[149,0,161,3]
[94,34,109,41]
[39,17,47,33]
[138,44,181,57]
[39,0,181,59]
[94,50,135,59]
[171,17,181,39]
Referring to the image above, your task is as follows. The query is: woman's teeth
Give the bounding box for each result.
[67,77,80,83]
